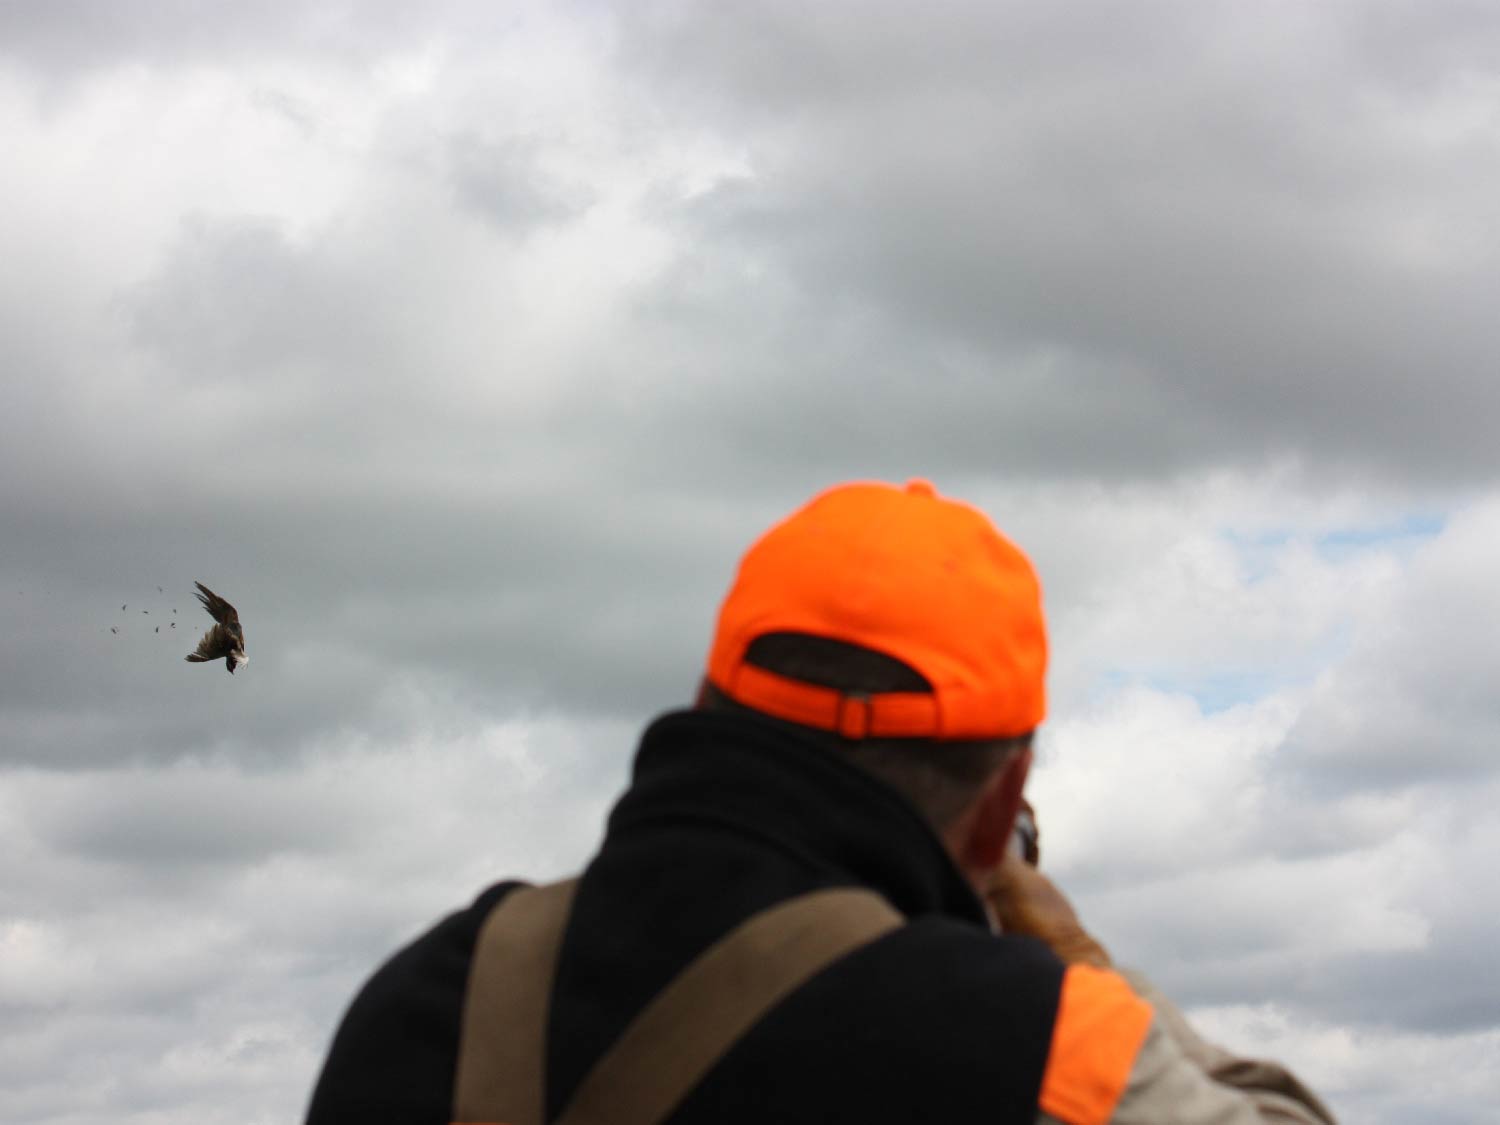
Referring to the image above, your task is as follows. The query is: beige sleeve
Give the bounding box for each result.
[1036,970,1337,1125]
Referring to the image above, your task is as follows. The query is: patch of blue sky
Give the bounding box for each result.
[1143,671,1292,715]
[1087,669,1287,714]
[1090,629,1353,715]
[1314,512,1446,562]
[1219,512,1447,578]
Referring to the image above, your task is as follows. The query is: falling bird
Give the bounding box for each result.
[184,582,248,674]
[155,626,160,633]
[122,604,127,611]
[110,627,118,634]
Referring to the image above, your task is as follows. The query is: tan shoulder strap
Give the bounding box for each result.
[554,887,903,1125]
[453,879,579,1125]
[452,883,903,1125]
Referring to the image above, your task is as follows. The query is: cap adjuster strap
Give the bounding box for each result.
[835,692,871,740]
[721,663,942,740]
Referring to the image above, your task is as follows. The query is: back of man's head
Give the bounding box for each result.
[698,479,1047,832]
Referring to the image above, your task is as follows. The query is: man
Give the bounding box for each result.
[307,479,1336,1124]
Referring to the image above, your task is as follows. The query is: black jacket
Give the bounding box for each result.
[306,709,1067,1123]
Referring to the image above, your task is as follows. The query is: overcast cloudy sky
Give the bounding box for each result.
[3,3,1499,1122]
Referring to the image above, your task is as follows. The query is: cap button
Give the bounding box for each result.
[904,478,936,498]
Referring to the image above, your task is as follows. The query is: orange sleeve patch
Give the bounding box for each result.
[1038,964,1154,1125]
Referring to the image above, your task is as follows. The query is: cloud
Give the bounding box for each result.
[612,0,1500,485]
[1020,495,1500,1102]
[0,0,453,79]
[1191,1005,1500,1125]
[3,4,1500,1123]
[1282,498,1500,788]
[0,716,630,1123]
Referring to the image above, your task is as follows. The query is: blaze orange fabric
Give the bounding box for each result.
[707,479,1047,740]
[1038,964,1154,1125]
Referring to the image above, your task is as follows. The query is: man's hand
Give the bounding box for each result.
[983,854,1112,968]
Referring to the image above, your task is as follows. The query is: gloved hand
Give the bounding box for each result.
[982,853,1112,969]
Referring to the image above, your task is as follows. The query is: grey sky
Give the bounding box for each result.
[2,3,1498,1122]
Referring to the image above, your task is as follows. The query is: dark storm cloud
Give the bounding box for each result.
[1293,918,1500,1035]
[0,488,731,769]
[0,0,468,76]
[610,0,1500,486]
[9,1,1500,486]
[594,291,1242,487]
[0,207,769,768]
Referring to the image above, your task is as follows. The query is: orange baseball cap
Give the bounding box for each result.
[707,479,1047,741]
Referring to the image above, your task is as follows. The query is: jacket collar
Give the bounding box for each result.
[605,709,992,928]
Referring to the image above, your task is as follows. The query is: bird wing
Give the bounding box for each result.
[194,582,240,628]
[185,623,233,663]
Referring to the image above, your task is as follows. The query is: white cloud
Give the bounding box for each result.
[1286,497,1500,784]
[1190,1005,1500,1125]
[0,715,631,1123]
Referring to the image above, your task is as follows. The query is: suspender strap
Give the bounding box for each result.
[452,883,904,1125]
[453,879,579,1125]
[554,887,903,1125]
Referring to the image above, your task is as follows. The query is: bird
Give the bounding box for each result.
[110,627,118,634]
[184,582,248,674]
[121,604,127,611]
[155,626,160,633]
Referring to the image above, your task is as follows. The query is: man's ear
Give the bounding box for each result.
[958,745,1034,873]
